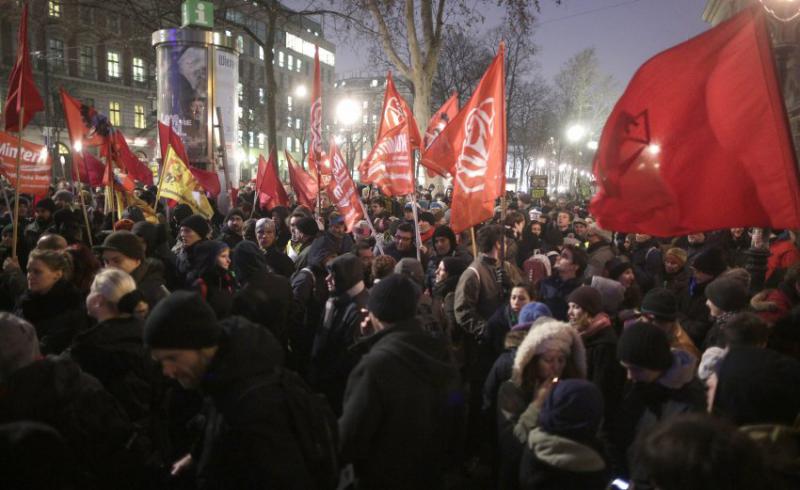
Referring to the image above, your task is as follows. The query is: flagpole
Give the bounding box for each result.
[11,106,24,259]
[469,226,478,258]
[357,198,384,255]
[409,192,422,263]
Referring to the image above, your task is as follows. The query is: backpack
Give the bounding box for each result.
[241,367,340,489]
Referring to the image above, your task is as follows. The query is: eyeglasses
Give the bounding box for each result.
[394,234,413,242]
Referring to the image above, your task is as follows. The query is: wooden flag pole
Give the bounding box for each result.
[409,192,423,263]
[76,180,93,247]
[470,226,478,258]
[11,106,24,260]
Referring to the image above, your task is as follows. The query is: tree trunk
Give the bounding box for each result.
[264,7,279,173]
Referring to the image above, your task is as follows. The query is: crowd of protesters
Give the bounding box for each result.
[1,178,799,490]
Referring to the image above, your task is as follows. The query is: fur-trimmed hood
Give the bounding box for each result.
[511,319,587,386]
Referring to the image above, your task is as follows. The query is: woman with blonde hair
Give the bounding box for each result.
[66,268,156,423]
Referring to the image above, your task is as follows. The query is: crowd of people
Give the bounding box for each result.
[1,179,799,490]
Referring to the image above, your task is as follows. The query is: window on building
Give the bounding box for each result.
[371,79,378,88]
[258,133,265,149]
[107,51,120,78]
[48,38,64,69]
[237,106,243,119]
[79,46,94,77]
[48,1,61,17]
[238,131,243,145]
[132,57,146,83]
[278,51,285,68]
[295,118,301,129]
[287,115,292,128]
[134,104,146,129]
[259,46,264,61]
[109,101,121,126]
[286,136,292,150]
[248,131,254,148]
[248,108,254,121]
[238,82,243,103]
[288,54,294,71]
[258,87,265,104]
[296,59,302,73]
[237,36,244,53]
[295,138,300,152]
[287,95,293,112]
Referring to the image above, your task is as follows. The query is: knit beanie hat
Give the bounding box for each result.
[433,225,457,247]
[180,214,211,239]
[705,276,750,312]
[394,258,425,287]
[34,198,56,213]
[539,379,604,442]
[0,313,40,382]
[295,216,319,237]
[93,230,145,261]
[567,286,603,316]
[367,273,419,323]
[587,224,612,243]
[511,302,553,331]
[617,321,673,371]
[641,288,678,321]
[692,247,727,277]
[225,208,245,222]
[419,211,436,226]
[664,247,688,267]
[605,257,633,281]
[53,190,74,204]
[144,291,221,349]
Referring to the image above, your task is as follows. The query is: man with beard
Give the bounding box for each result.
[384,222,427,267]
[325,212,354,256]
[287,214,318,269]
[23,198,55,253]
[425,225,471,293]
[218,208,245,249]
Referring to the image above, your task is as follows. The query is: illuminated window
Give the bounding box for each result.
[286,136,292,150]
[287,95,293,112]
[132,58,146,82]
[134,104,146,129]
[278,51,285,68]
[258,133,265,149]
[48,1,61,17]
[258,87,264,104]
[288,54,294,71]
[107,51,120,78]
[109,101,121,126]
[296,59,302,73]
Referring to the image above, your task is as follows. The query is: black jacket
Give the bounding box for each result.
[538,275,582,322]
[263,245,296,278]
[195,317,313,489]
[15,279,87,355]
[130,258,169,309]
[339,320,459,490]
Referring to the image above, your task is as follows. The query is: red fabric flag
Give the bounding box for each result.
[4,3,44,132]
[358,72,417,196]
[422,44,506,233]
[286,150,318,210]
[307,47,323,180]
[109,131,153,185]
[0,131,51,195]
[255,148,289,210]
[424,92,459,150]
[326,138,364,232]
[590,7,800,235]
[60,88,110,147]
[157,121,221,197]
[75,151,106,187]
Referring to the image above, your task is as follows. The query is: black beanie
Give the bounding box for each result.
[641,288,678,321]
[692,247,727,277]
[180,214,211,239]
[567,286,603,316]
[295,216,319,237]
[34,198,56,214]
[367,273,419,323]
[433,225,457,248]
[617,321,673,372]
[225,208,245,222]
[144,291,221,349]
[605,257,633,281]
[705,276,750,312]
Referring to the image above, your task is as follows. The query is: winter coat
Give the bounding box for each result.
[309,254,369,415]
[130,258,169,309]
[703,311,741,350]
[677,278,713,348]
[0,265,25,312]
[538,275,583,322]
[486,303,517,358]
[195,317,314,490]
[15,279,88,355]
[383,241,428,269]
[425,246,471,293]
[581,321,625,423]
[767,237,800,284]
[656,265,691,297]
[584,241,615,279]
[609,350,706,479]
[751,283,797,326]
[339,319,459,490]
[187,241,236,319]
[263,245,296,278]
[519,428,608,490]
[218,226,243,250]
[0,357,141,488]
[630,239,663,291]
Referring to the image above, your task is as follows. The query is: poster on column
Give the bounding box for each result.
[213,47,239,186]
[0,132,52,196]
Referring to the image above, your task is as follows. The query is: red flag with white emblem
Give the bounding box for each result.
[326,138,364,232]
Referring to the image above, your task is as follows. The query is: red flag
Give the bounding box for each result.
[157,121,221,197]
[255,148,289,210]
[0,131,51,195]
[60,88,110,148]
[4,3,44,132]
[75,152,106,187]
[423,44,506,233]
[326,138,364,232]
[286,150,318,210]
[358,73,417,196]
[109,131,153,185]
[307,47,323,180]
[424,92,459,150]
[590,7,800,235]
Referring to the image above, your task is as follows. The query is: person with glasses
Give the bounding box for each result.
[383,222,428,268]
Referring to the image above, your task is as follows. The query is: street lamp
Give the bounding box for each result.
[587,140,598,151]
[566,124,587,143]
[294,84,308,98]
[336,98,361,169]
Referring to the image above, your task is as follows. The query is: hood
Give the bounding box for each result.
[201,316,285,396]
[329,253,363,294]
[527,428,605,473]
[131,221,166,253]
[657,348,698,389]
[394,258,425,287]
[590,276,625,314]
[188,240,229,278]
[72,316,143,353]
[365,321,457,386]
[307,234,339,270]
[512,319,587,386]
[232,241,267,283]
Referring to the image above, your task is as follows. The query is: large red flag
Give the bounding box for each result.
[255,148,289,210]
[590,7,800,235]
[307,47,323,180]
[326,138,364,232]
[358,72,418,196]
[4,3,44,132]
[424,92,459,150]
[109,131,153,185]
[423,44,506,233]
[286,150,318,210]
[60,88,110,148]
[75,151,105,187]
[157,121,221,197]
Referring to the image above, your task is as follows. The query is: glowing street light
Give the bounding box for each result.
[73,141,83,152]
[587,140,598,151]
[566,124,587,143]
[336,98,361,127]
[294,84,308,98]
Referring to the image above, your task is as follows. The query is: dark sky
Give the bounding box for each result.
[303,0,710,86]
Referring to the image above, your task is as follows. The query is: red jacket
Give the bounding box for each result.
[766,239,800,281]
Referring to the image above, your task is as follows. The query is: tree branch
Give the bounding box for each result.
[365,0,411,77]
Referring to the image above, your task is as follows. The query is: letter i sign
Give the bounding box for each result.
[182,0,214,29]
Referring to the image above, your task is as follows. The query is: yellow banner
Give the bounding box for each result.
[160,146,213,219]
